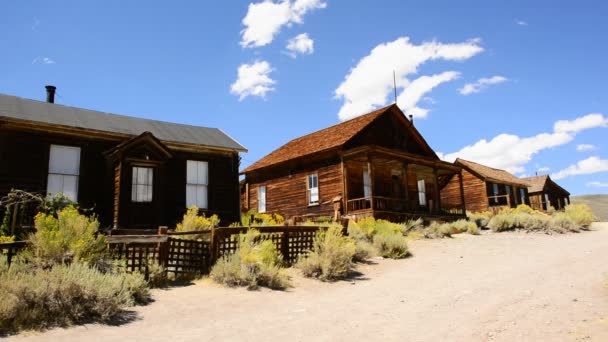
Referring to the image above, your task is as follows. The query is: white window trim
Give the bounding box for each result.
[186,160,209,209]
[258,185,266,213]
[307,174,319,206]
[47,144,81,202]
[363,169,371,199]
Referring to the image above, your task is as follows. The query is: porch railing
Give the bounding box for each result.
[347,196,464,217]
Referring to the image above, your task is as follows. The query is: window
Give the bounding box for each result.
[564,197,569,206]
[417,178,426,206]
[258,186,266,213]
[186,160,208,208]
[520,188,526,204]
[131,167,153,202]
[307,174,319,205]
[544,194,550,209]
[513,187,518,205]
[363,169,371,198]
[492,183,499,204]
[47,145,81,202]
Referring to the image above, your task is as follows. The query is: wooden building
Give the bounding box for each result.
[522,175,570,211]
[240,104,466,222]
[440,158,530,213]
[0,87,246,229]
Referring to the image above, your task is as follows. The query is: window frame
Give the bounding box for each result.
[520,188,526,204]
[492,183,499,204]
[362,169,371,199]
[417,177,426,207]
[258,185,266,213]
[186,160,209,209]
[307,173,319,206]
[47,144,81,202]
[131,166,154,203]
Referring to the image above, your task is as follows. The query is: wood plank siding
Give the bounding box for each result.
[441,168,487,212]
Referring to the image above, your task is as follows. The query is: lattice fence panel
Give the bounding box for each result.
[167,238,211,275]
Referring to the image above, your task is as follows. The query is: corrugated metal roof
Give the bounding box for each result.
[0,93,247,152]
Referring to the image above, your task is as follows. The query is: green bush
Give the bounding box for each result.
[29,206,106,266]
[422,222,452,238]
[175,206,219,240]
[239,209,285,227]
[210,229,289,289]
[353,240,376,262]
[563,204,595,228]
[551,213,579,233]
[373,233,410,259]
[296,225,355,281]
[399,218,423,235]
[467,211,492,228]
[0,262,148,332]
[487,213,517,232]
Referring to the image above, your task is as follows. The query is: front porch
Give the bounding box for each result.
[341,146,466,223]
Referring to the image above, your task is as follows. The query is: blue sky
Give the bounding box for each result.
[1,0,607,195]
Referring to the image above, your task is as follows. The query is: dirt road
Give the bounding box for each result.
[10,223,608,342]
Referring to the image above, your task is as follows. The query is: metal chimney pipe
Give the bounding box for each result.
[409,114,413,124]
[45,85,56,103]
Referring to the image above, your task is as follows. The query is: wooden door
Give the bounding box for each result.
[128,165,159,228]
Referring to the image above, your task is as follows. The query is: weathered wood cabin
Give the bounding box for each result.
[0,87,246,229]
[440,158,530,213]
[522,175,570,211]
[240,104,466,223]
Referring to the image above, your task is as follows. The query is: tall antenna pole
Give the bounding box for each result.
[393,70,397,104]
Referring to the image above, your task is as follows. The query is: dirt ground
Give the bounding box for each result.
[8,223,608,342]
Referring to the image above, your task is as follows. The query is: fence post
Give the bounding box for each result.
[10,203,19,237]
[210,224,216,264]
[157,226,169,268]
[281,228,290,263]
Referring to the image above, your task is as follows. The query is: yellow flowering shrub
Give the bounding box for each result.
[175,206,219,240]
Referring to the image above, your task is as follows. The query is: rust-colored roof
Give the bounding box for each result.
[242,105,395,173]
[455,158,529,187]
[521,175,570,195]
[522,175,547,193]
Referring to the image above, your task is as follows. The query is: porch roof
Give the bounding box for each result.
[455,158,529,187]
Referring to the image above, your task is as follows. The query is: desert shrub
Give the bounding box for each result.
[296,225,355,281]
[563,204,595,228]
[373,233,410,259]
[422,222,452,238]
[551,213,580,233]
[447,219,477,234]
[353,240,376,262]
[210,229,289,289]
[467,223,480,235]
[467,211,492,228]
[29,206,106,266]
[399,218,423,235]
[0,261,148,332]
[0,236,15,243]
[175,206,219,240]
[487,213,517,232]
[239,209,285,227]
[511,204,538,214]
[519,214,551,231]
[145,258,168,288]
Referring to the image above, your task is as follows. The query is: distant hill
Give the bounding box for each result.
[570,195,608,222]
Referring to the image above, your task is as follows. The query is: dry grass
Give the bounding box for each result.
[571,195,608,222]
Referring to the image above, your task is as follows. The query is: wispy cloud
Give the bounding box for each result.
[334,36,483,121]
[515,19,528,26]
[537,166,550,172]
[32,56,55,65]
[285,33,314,58]
[31,17,40,31]
[587,181,608,188]
[441,112,608,174]
[230,60,276,101]
[552,156,608,180]
[240,0,326,48]
[577,144,596,151]
[397,71,461,118]
[459,76,507,95]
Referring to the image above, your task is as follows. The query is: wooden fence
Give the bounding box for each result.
[0,241,27,267]
[105,225,324,278]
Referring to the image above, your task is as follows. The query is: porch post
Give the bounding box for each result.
[367,154,375,211]
[341,155,348,214]
[458,172,466,214]
[433,168,441,214]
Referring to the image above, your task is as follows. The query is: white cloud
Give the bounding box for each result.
[240,0,326,48]
[552,157,608,180]
[587,181,608,188]
[537,167,550,172]
[397,71,461,118]
[554,113,608,133]
[230,60,276,101]
[577,144,596,151]
[32,56,55,65]
[441,112,607,174]
[459,76,507,95]
[285,33,314,57]
[515,19,528,26]
[334,37,483,121]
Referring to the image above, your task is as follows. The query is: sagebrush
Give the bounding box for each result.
[175,206,219,240]
[296,225,355,281]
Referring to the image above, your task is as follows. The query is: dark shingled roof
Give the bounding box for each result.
[521,175,570,195]
[242,104,401,173]
[455,158,529,187]
[0,93,247,152]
